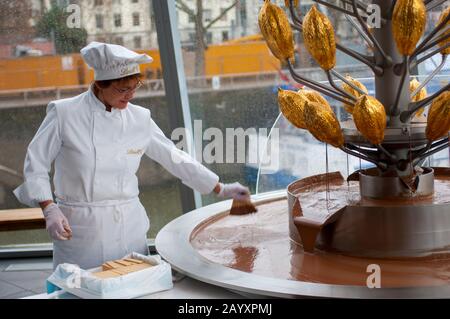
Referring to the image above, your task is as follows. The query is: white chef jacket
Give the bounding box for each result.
[14,87,219,269]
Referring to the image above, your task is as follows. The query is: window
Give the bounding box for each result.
[114,13,122,27]
[204,9,212,23]
[131,0,139,3]
[188,32,195,43]
[95,14,104,29]
[0,3,183,248]
[206,32,212,44]
[94,0,103,6]
[133,12,140,26]
[222,31,229,42]
[188,13,195,23]
[114,36,123,45]
[133,36,142,48]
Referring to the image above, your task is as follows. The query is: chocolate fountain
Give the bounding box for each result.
[156,0,450,298]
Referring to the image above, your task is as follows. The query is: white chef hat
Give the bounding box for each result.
[80,42,153,81]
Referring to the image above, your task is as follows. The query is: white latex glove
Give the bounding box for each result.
[43,203,72,241]
[217,182,251,201]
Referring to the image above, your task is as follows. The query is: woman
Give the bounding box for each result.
[14,42,250,269]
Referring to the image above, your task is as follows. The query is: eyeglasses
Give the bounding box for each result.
[111,80,143,95]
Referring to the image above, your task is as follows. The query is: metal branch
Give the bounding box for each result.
[336,43,384,75]
[412,14,450,57]
[331,69,367,96]
[351,0,391,66]
[288,11,382,75]
[377,145,398,163]
[411,138,448,159]
[426,0,449,11]
[288,0,303,25]
[326,70,357,101]
[340,146,388,170]
[414,31,450,59]
[344,14,374,48]
[413,141,450,166]
[401,82,450,122]
[392,56,409,116]
[411,55,447,99]
[345,143,379,157]
[290,22,302,32]
[411,44,449,68]
[287,60,353,105]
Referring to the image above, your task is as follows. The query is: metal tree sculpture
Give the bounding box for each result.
[259,0,450,179]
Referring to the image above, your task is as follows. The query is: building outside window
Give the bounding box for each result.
[114,13,122,28]
[203,9,212,23]
[114,36,124,45]
[220,8,227,21]
[133,35,142,48]
[222,30,229,42]
[95,14,104,29]
[133,12,140,26]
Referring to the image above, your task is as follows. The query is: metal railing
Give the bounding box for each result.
[0,65,370,109]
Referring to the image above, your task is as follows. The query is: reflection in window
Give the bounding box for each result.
[220,8,227,21]
[0,0,185,247]
[222,31,228,42]
[133,12,140,26]
[115,36,124,45]
[133,36,141,49]
[96,14,104,29]
[114,14,122,28]
[203,9,212,23]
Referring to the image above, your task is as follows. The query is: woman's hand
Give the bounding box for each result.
[216,182,251,201]
[42,203,72,241]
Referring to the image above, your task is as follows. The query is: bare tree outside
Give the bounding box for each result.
[175,0,239,77]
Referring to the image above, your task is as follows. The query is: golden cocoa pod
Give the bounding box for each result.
[284,0,298,7]
[426,91,450,142]
[437,7,450,55]
[302,5,336,70]
[352,95,387,145]
[304,101,344,148]
[258,0,295,62]
[341,75,368,114]
[392,0,427,56]
[409,78,427,116]
[278,88,308,129]
[299,89,331,108]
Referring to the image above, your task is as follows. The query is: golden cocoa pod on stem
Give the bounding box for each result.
[352,95,387,145]
[426,91,450,142]
[258,0,295,62]
[303,101,344,148]
[302,5,336,70]
[299,89,331,107]
[437,7,450,55]
[278,88,308,129]
[392,0,427,56]
[409,78,428,116]
[341,75,368,114]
